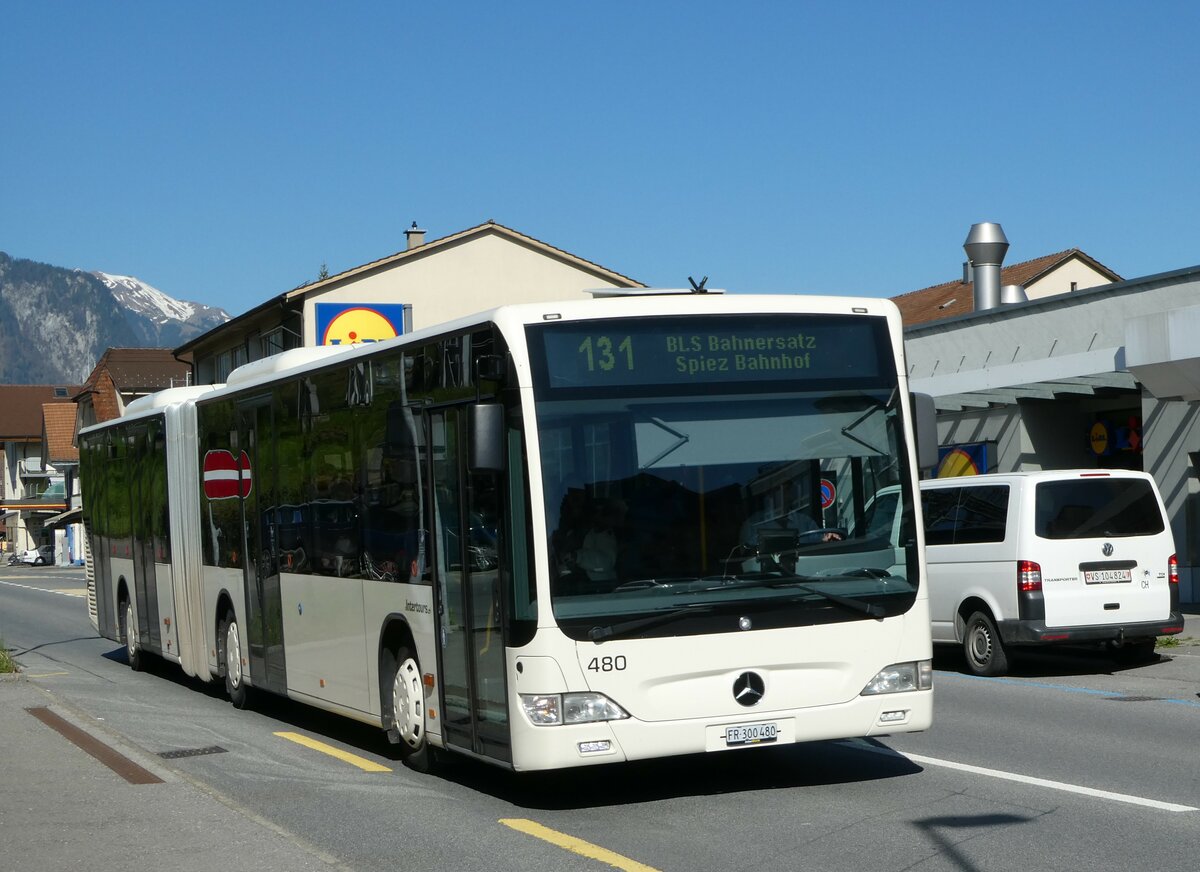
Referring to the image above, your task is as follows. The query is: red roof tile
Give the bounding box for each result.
[0,385,80,440]
[892,249,1121,327]
[42,403,79,464]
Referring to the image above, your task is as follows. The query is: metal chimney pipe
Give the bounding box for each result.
[1001,284,1028,305]
[963,222,1009,312]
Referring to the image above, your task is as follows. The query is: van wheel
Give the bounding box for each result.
[963,611,1008,676]
[388,647,434,773]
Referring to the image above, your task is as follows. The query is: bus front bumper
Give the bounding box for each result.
[507,688,933,772]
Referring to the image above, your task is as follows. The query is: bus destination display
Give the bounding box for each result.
[535,315,887,389]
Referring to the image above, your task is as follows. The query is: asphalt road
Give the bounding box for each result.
[3,564,1199,872]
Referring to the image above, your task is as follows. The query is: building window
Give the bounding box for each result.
[262,327,286,357]
[215,350,233,382]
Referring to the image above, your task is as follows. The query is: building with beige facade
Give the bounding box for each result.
[175,220,644,385]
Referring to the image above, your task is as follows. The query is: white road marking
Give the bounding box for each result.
[841,739,1197,812]
[0,580,86,598]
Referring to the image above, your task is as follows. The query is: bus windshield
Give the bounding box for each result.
[528,314,919,641]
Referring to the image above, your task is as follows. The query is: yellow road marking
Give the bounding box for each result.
[500,818,660,872]
[49,588,87,597]
[274,731,392,772]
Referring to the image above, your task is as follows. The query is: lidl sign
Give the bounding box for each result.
[315,303,407,346]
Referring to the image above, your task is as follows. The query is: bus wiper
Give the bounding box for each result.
[589,603,715,643]
[696,577,886,618]
[777,579,887,617]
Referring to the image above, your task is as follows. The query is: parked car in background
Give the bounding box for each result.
[20,545,54,566]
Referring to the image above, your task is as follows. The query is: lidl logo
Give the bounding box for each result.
[936,442,991,477]
[315,303,407,346]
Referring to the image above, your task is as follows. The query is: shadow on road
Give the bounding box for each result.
[912,813,1038,872]
[933,644,1169,679]
[122,647,925,808]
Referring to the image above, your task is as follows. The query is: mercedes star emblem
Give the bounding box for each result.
[733,671,765,707]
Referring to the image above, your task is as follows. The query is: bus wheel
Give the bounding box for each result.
[390,648,433,772]
[122,599,144,672]
[963,610,1008,677]
[221,611,250,709]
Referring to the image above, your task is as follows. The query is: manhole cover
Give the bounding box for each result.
[158,745,228,759]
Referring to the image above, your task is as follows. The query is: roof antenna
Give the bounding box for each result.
[688,275,709,293]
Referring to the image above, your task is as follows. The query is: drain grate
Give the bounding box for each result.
[158,745,228,759]
[1105,695,1162,702]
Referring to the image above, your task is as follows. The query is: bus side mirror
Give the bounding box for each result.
[468,403,504,473]
[911,392,938,471]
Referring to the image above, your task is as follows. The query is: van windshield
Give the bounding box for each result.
[1035,479,1165,539]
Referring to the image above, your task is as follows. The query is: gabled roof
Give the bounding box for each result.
[42,403,79,465]
[0,386,79,440]
[77,348,191,396]
[173,220,645,357]
[285,220,645,302]
[892,249,1122,327]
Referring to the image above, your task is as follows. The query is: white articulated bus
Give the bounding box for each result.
[79,290,935,772]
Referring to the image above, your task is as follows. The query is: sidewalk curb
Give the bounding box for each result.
[12,673,351,871]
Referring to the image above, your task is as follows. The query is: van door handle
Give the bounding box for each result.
[1104,603,1119,610]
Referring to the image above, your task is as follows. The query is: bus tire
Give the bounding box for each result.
[389,647,433,772]
[122,598,144,672]
[963,610,1008,677]
[220,611,250,709]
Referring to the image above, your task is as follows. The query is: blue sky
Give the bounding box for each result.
[4,2,1199,316]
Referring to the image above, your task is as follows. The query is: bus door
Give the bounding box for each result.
[429,407,511,763]
[236,399,287,694]
[128,425,161,653]
[89,433,117,640]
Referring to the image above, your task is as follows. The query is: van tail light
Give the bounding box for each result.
[1168,554,1179,585]
[1018,560,1042,592]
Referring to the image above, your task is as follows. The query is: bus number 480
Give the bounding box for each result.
[587,656,627,672]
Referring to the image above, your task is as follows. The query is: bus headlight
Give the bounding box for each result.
[860,660,933,695]
[520,692,630,726]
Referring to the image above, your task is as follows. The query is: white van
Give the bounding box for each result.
[919,470,1183,676]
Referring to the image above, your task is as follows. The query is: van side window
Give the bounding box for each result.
[921,484,1009,545]
[953,486,1010,544]
[921,488,960,546]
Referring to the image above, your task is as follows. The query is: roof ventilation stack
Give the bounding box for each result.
[1001,284,1028,305]
[963,222,1009,312]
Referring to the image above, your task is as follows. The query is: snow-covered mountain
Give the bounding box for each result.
[93,271,229,344]
[0,252,231,384]
[96,272,199,322]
